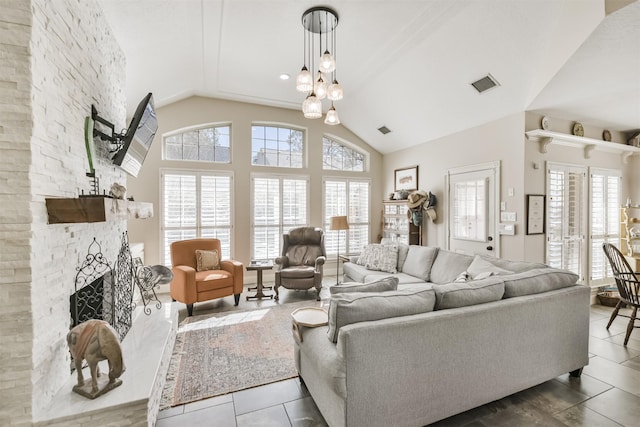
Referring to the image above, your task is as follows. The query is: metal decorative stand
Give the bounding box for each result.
[134,258,170,315]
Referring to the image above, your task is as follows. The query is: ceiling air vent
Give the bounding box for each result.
[378,126,391,135]
[471,74,499,93]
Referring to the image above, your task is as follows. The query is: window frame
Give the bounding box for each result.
[322,177,371,257]
[588,167,621,286]
[251,123,306,169]
[162,122,232,163]
[322,134,368,172]
[160,168,235,265]
[250,173,310,261]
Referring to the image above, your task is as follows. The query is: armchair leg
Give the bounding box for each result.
[274,284,280,301]
[234,294,240,306]
[186,304,193,317]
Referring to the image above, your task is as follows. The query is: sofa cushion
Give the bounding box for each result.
[327,288,436,343]
[356,243,398,273]
[467,255,513,279]
[330,277,399,295]
[429,250,474,284]
[502,268,579,298]
[397,242,410,272]
[401,246,439,281]
[433,276,505,309]
[343,262,372,282]
[195,249,219,272]
[480,255,547,273]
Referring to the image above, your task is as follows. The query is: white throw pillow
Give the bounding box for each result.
[467,255,512,279]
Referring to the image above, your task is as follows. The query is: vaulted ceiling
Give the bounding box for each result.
[98,0,640,154]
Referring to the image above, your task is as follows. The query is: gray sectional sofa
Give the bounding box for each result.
[294,245,590,427]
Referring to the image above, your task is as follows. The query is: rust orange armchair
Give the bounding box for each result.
[170,238,243,316]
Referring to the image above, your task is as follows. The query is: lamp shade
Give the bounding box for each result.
[330,215,349,230]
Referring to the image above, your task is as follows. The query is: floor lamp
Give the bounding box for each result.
[330,216,349,285]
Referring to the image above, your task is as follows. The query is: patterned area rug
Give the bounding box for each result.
[160,299,323,408]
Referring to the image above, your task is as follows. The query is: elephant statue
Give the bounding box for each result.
[67,319,124,397]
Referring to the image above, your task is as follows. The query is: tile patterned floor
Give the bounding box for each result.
[157,282,640,427]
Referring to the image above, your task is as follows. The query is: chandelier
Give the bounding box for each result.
[296,7,343,125]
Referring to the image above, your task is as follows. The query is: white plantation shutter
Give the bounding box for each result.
[546,164,586,280]
[252,175,308,260]
[323,178,370,255]
[162,171,233,265]
[590,168,621,284]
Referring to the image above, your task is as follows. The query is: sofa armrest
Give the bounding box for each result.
[171,265,197,303]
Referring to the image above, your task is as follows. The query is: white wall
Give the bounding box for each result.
[126,96,383,271]
[0,0,127,424]
[382,113,527,260]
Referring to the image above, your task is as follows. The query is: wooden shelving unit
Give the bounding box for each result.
[525,129,640,164]
[382,200,421,245]
[45,197,153,224]
[621,206,640,256]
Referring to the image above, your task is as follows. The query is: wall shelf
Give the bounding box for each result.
[525,129,640,164]
[45,197,153,224]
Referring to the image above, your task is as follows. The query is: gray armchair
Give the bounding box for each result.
[274,227,326,301]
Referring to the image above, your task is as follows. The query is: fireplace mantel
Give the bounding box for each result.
[45,197,153,224]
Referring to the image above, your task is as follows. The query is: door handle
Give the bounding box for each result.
[486,246,493,251]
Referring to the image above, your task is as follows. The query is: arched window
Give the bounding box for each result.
[164,124,231,163]
[322,136,366,171]
[251,125,304,168]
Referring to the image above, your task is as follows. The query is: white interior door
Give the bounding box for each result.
[447,162,499,256]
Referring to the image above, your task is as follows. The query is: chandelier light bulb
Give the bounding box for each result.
[296,66,313,92]
[314,73,327,100]
[327,80,343,101]
[302,93,322,119]
[324,105,340,125]
[319,50,336,74]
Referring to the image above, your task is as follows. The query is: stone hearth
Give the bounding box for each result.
[34,303,177,427]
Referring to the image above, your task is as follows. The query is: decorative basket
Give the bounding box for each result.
[597,291,625,307]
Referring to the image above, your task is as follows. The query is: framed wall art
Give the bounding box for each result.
[394,165,418,191]
[526,194,545,235]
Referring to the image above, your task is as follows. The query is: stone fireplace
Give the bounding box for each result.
[0,1,174,425]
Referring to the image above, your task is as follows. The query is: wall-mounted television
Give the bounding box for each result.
[111,92,158,177]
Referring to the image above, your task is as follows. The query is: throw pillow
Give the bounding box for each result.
[467,255,513,279]
[379,238,409,272]
[330,277,399,295]
[327,287,436,343]
[356,243,398,273]
[401,246,439,281]
[195,249,219,272]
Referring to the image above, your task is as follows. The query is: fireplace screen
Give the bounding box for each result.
[72,233,135,341]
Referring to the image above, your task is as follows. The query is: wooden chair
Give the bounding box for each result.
[602,243,640,345]
[170,238,243,316]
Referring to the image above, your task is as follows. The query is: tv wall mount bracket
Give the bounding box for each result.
[91,105,125,153]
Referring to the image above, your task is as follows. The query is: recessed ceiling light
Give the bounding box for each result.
[280,73,290,80]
